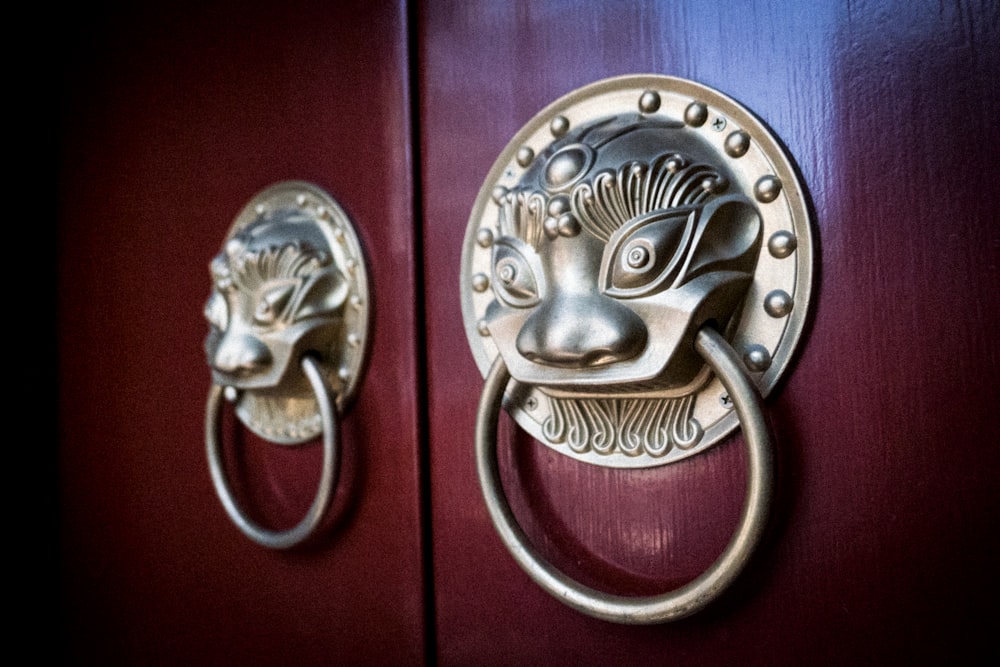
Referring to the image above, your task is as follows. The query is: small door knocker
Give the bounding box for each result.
[460,75,814,622]
[204,181,369,549]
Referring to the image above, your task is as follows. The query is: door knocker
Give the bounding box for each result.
[460,75,813,622]
[204,181,370,549]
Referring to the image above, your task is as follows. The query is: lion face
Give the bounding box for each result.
[483,115,763,399]
[204,210,348,395]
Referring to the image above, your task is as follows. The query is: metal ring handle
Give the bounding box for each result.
[475,326,774,624]
[206,355,340,549]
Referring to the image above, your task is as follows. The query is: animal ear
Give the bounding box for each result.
[291,268,349,320]
[673,195,761,287]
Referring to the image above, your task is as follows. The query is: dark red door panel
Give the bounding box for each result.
[58,2,426,664]
[418,1,999,664]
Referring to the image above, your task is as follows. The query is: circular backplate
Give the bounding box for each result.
[220,181,370,444]
[460,74,813,468]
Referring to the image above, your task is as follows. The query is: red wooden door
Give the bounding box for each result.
[57,2,428,664]
[419,1,999,664]
[58,1,998,665]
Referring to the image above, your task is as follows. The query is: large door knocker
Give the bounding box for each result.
[204,181,370,549]
[460,75,814,622]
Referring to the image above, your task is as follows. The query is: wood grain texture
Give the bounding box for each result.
[419,0,999,664]
[57,1,426,664]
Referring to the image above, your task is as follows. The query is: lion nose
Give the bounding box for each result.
[212,332,273,374]
[516,296,647,368]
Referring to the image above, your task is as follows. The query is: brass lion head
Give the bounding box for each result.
[478,114,763,457]
[204,210,349,395]
[485,114,762,396]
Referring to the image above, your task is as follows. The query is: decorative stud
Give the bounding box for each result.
[638,90,661,113]
[724,131,750,158]
[550,115,570,137]
[764,290,793,317]
[477,228,495,248]
[754,175,782,203]
[767,230,797,258]
[516,146,535,168]
[684,101,708,127]
[557,213,580,237]
[743,344,772,372]
[547,195,570,217]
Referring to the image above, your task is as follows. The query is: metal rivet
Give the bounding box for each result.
[684,101,708,127]
[349,294,363,309]
[638,90,661,113]
[477,228,495,248]
[254,204,266,215]
[472,273,490,292]
[491,186,508,204]
[296,194,307,206]
[477,319,490,336]
[725,130,750,157]
[516,146,535,167]
[755,175,782,203]
[764,290,793,317]
[223,386,238,402]
[316,205,327,219]
[743,344,772,372]
[550,115,570,137]
[338,367,350,382]
[768,230,797,258]
[347,333,361,347]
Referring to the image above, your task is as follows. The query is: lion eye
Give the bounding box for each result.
[253,281,296,325]
[492,239,542,307]
[604,209,694,297]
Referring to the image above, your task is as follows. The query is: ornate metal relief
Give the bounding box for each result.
[461,75,813,468]
[205,181,369,445]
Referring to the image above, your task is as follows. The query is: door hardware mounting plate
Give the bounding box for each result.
[460,75,813,468]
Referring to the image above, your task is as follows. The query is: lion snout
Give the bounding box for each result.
[515,295,647,368]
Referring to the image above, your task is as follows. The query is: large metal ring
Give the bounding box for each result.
[206,355,340,549]
[475,326,774,624]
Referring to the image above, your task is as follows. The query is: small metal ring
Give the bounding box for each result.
[475,326,774,623]
[206,355,340,549]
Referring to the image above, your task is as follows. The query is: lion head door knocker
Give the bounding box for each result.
[204,181,370,549]
[461,75,814,622]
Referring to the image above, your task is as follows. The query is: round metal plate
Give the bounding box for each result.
[216,181,370,444]
[460,74,813,468]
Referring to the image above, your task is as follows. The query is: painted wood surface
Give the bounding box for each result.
[419,1,999,664]
[57,1,427,664]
